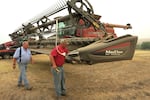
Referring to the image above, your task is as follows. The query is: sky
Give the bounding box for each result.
[0,0,150,43]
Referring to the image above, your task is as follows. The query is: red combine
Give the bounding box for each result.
[8,0,137,64]
[0,41,16,59]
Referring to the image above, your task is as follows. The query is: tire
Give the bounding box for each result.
[87,61,94,65]
[3,54,10,59]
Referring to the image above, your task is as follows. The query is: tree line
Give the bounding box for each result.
[136,42,150,49]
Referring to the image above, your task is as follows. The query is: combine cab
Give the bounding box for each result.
[9,0,137,64]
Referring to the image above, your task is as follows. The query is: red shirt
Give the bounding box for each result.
[51,45,68,67]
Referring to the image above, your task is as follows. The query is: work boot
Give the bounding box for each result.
[61,93,66,96]
[25,86,32,90]
[17,84,24,87]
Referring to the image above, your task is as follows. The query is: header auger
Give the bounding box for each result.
[9,0,137,64]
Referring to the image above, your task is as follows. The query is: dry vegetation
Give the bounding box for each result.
[0,50,150,100]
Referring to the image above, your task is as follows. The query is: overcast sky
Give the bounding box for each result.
[0,0,150,43]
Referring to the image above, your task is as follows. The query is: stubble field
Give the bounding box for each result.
[0,50,150,100]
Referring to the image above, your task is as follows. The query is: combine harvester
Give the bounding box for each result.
[9,0,138,64]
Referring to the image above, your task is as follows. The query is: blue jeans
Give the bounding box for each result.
[51,67,66,96]
[18,63,29,88]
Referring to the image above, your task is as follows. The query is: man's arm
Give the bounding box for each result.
[12,58,17,69]
[49,55,57,69]
[49,55,60,72]
[30,56,34,64]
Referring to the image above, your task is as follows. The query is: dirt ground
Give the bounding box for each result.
[0,50,150,100]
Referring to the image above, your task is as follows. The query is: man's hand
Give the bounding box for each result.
[31,60,34,64]
[52,65,60,73]
[30,57,34,64]
[13,64,16,69]
[55,68,60,73]
[52,65,57,69]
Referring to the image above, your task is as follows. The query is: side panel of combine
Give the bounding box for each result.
[77,35,137,63]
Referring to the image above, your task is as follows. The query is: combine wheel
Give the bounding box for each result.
[68,0,94,27]
[87,61,94,65]
[2,54,10,59]
[68,0,94,15]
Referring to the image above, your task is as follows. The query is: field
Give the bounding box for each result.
[0,50,150,100]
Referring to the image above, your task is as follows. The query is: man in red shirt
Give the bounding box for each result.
[49,39,69,98]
